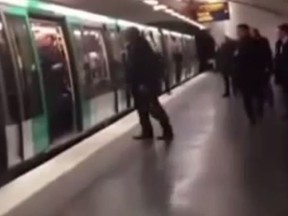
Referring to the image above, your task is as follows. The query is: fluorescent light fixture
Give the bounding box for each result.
[146,26,159,32]
[153,4,167,11]
[165,9,206,30]
[186,19,206,29]
[73,30,82,37]
[143,0,158,5]
[164,8,174,14]
[141,0,206,29]
[170,11,179,16]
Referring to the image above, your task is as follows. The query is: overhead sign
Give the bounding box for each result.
[195,2,230,23]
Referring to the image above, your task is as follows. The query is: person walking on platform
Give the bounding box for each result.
[251,28,274,109]
[216,36,236,97]
[234,24,265,125]
[275,24,288,117]
[125,27,174,141]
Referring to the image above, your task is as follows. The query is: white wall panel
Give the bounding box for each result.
[208,2,286,49]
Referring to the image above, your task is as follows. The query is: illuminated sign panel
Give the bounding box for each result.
[196,2,230,23]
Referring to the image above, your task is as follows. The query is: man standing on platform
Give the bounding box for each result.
[251,28,274,109]
[275,24,288,118]
[125,27,174,141]
[234,24,264,125]
[217,36,236,97]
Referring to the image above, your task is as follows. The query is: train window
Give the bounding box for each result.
[30,19,75,142]
[71,26,115,126]
[5,15,43,120]
[145,31,162,54]
[109,31,122,63]
[76,27,110,99]
[0,21,21,125]
[107,30,130,112]
[0,19,22,168]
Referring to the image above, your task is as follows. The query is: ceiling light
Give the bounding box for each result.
[143,0,158,5]
[140,0,206,29]
[165,9,178,16]
[164,8,174,14]
[153,4,167,11]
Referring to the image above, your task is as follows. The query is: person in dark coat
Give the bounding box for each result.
[234,24,264,125]
[38,34,73,140]
[125,27,173,140]
[251,28,274,108]
[275,24,288,116]
[217,36,236,97]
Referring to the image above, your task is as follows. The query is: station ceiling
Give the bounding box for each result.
[43,0,288,25]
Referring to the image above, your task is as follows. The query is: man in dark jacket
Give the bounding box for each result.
[234,24,264,125]
[275,24,288,116]
[125,27,173,140]
[217,36,236,97]
[251,28,274,108]
[38,34,73,139]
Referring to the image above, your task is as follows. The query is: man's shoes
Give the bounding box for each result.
[133,134,153,140]
[157,134,174,141]
[249,118,257,126]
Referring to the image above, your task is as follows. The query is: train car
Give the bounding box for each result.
[0,0,198,180]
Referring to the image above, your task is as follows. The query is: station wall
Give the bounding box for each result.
[207,2,286,49]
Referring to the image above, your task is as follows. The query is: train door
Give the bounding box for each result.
[29,18,76,142]
[171,35,183,86]
[164,34,176,87]
[159,31,170,93]
[180,37,187,82]
[107,29,130,113]
[2,11,49,164]
[70,25,115,129]
[0,16,19,170]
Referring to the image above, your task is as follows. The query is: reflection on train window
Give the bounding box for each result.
[108,30,130,112]
[109,31,122,63]
[5,15,43,120]
[30,19,75,142]
[109,31,125,82]
[72,26,115,126]
[73,27,110,99]
[145,31,162,54]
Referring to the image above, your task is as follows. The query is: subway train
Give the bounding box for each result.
[0,0,198,178]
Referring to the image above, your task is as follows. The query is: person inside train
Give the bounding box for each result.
[125,27,173,141]
[251,28,274,109]
[275,24,288,118]
[171,36,183,84]
[234,24,265,125]
[216,36,236,98]
[37,33,72,139]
